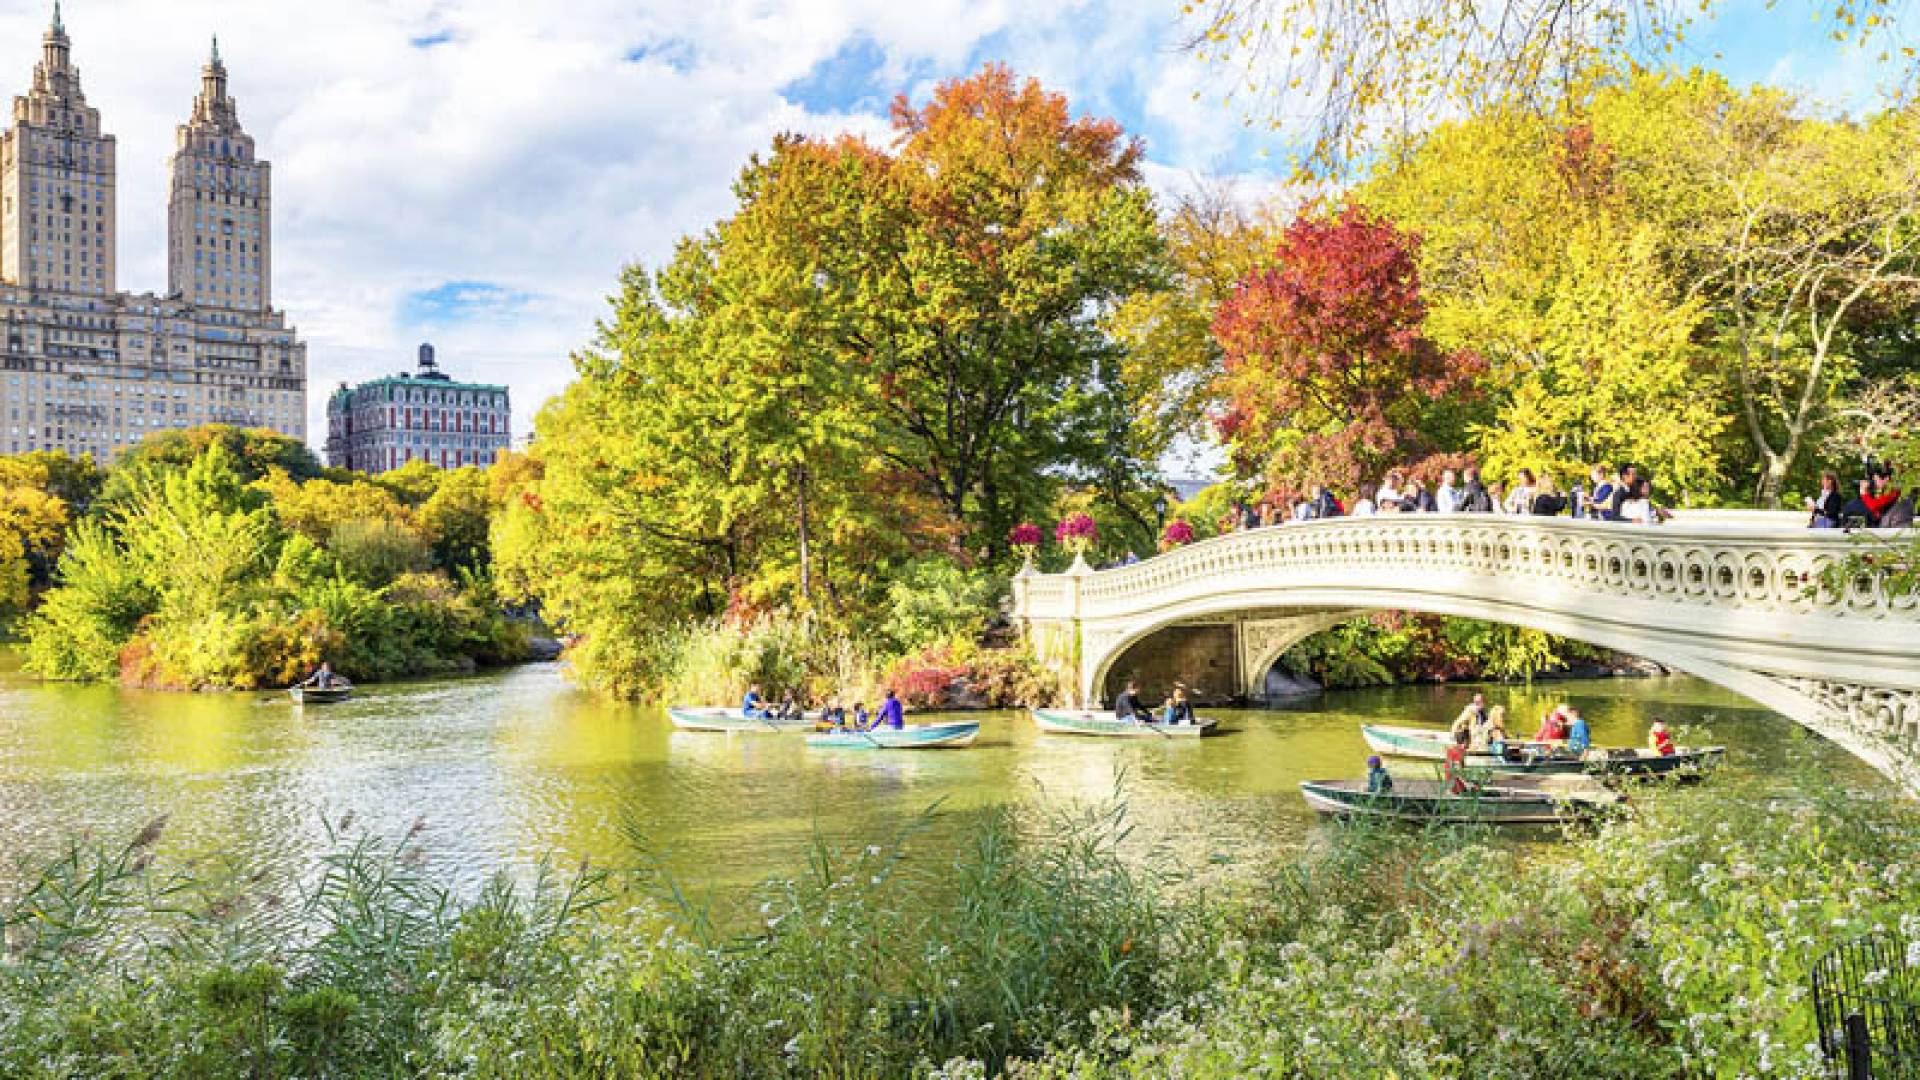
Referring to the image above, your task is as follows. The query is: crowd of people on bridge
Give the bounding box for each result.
[1218,462,1673,534]
[1806,462,1912,529]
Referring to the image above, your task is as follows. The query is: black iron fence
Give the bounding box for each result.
[1813,933,1920,1079]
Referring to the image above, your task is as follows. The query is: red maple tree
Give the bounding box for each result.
[1212,204,1483,500]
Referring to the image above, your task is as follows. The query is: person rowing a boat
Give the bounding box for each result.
[742,683,770,719]
[876,689,905,731]
[300,662,350,691]
[1482,706,1510,756]
[1450,693,1487,745]
[1114,680,1150,724]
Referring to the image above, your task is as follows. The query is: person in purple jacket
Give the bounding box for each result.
[876,689,905,730]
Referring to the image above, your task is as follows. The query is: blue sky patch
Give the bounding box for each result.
[399,281,535,327]
[626,37,697,72]
[781,35,891,113]
[409,28,457,49]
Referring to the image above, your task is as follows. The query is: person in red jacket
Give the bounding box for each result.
[1863,470,1902,525]
[1649,718,1677,757]
[1534,707,1569,744]
[1444,730,1471,793]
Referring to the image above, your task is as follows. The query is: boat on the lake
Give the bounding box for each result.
[667,707,817,733]
[1298,774,1622,824]
[1360,723,1721,778]
[1030,708,1219,738]
[1472,744,1726,778]
[289,685,353,705]
[1361,723,1555,760]
[805,721,979,750]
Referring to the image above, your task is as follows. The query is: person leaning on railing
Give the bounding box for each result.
[1806,472,1845,528]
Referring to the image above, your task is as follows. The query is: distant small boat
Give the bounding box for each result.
[1030,709,1219,738]
[289,685,353,705]
[805,721,979,750]
[667,707,817,733]
[1299,775,1622,825]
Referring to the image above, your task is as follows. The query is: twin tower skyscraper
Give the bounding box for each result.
[0,3,306,460]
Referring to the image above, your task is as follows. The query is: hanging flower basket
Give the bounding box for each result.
[1008,522,1043,562]
[1056,513,1098,557]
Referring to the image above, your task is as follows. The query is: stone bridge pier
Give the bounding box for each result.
[1013,513,1920,794]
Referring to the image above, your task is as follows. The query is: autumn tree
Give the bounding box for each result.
[818,65,1168,548]
[1213,205,1483,497]
[1181,0,1909,176]
[1106,183,1277,471]
[1361,103,1730,497]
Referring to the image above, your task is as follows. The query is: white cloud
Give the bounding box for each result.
[0,0,1305,445]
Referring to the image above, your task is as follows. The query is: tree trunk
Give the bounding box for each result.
[1754,456,1788,509]
[795,464,812,604]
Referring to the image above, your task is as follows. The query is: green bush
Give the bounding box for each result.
[22,438,525,689]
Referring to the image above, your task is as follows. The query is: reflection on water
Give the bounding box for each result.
[0,653,1891,904]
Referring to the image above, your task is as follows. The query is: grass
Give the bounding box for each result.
[1,768,1916,1078]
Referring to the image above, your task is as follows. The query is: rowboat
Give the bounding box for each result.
[289,685,353,705]
[1030,709,1219,738]
[1360,723,1722,778]
[1472,745,1726,778]
[1361,723,1553,761]
[666,707,817,733]
[805,721,980,750]
[1298,775,1622,824]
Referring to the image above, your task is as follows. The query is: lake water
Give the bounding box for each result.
[0,656,1890,908]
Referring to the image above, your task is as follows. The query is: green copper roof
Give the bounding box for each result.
[330,373,510,403]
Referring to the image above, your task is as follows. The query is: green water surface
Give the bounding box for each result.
[0,656,1889,903]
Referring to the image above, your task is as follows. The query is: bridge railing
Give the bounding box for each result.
[1017,511,1915,625]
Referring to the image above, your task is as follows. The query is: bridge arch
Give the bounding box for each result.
[1016,513,1920,792]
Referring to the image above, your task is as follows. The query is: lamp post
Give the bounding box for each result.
[1153,493,1168,534]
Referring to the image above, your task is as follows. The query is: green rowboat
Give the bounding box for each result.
[805,721,979,750]
[289,685,353,705]
[1299,775,1622,824]
[1361,723,1561,760]
[1471,745,1725,779]
[667,707,817,733]
[1030,709,1219,738]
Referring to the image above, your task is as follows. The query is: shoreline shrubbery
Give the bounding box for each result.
[18,429,526,690]
[2,769,1912,1077]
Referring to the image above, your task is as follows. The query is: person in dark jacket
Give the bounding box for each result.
[1303,484,1342,520]
[1841,477,1879,528]
[1457,468,1495,512]
[1530,475,1569,516]
[1806,472,1845,528]
[1114,680,1149,723]
[876,689,905,730]
[1605,464,1640,520]
[1401,477,1438,512]
[1882,495,1916,529]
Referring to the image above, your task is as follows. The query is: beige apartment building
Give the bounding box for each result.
[0,7,305,460]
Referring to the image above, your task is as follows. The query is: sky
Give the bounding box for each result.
[0,0,1908,459]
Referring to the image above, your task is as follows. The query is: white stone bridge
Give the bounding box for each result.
[1013,512,1920,792]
